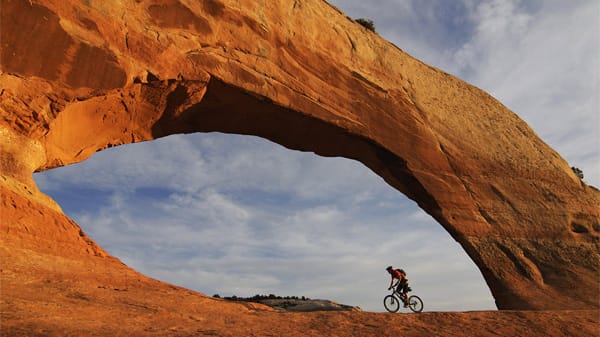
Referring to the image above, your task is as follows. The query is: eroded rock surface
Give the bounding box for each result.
[1,0,599,334]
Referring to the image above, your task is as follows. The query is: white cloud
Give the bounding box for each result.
[36,132,495,312]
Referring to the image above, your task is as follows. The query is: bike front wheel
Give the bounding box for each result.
[408,295,423,313]
[383,295,400,313]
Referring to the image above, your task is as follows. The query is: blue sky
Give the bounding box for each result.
[34,0,598,312]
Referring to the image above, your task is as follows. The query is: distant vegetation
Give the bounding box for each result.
[213,293,358,312]
[213,294,311,302]
[355,18,376,32]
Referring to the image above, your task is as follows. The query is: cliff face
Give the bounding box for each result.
[1,0,598,331]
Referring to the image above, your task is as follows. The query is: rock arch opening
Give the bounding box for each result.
[33,75,600,311]
[34,131,496,312]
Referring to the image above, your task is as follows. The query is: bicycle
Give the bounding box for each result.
[383,287,423,313]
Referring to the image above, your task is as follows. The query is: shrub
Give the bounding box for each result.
[571,166,584,180]
[355,18,376,32]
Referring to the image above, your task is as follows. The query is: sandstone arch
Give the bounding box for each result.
[1,0,598,316]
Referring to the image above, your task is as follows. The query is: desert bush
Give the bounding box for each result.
[571,166,584,179]
[355,18,376,32]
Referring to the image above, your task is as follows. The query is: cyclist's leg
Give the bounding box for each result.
[400,281,409,305]
[395,282,402,294]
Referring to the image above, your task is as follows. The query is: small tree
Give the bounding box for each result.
[355,18,376,32]
[571,166,584,180]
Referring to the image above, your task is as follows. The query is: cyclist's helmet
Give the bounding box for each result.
[386,266,393,271]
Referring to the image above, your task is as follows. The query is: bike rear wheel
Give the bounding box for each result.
[383,295,400,313]
[408,295,423,313]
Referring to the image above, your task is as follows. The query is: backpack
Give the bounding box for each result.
[396,269,406,277]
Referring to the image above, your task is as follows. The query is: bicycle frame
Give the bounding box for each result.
[392,289,406,302]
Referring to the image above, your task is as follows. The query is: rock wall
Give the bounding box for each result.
[1,0,598,313]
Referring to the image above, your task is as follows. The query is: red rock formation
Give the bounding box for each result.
[1,0,598,335]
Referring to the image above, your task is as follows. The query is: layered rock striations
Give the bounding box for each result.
[1,0,598,332]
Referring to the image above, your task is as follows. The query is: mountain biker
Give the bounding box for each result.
[386,265,409,307]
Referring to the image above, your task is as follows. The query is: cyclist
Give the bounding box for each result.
[386,265,409,306]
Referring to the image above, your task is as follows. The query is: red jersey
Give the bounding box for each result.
[390,269,404,280]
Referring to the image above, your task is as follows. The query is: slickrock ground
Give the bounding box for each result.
[1,0,599,336]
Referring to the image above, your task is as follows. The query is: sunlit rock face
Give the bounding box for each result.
[1,1,598,329]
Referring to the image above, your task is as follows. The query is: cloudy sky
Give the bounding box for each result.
[34,0,598,312]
